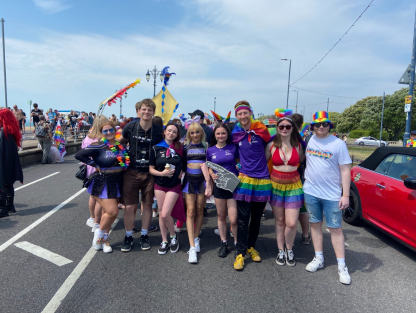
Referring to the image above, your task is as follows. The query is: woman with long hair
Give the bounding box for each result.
[149,122,185,254]
[82,116,109,232]
[0,109,23,218]
[265,116,305,267]
[182,122,212,263]
[207,123,239,257]
[75,120,129,253]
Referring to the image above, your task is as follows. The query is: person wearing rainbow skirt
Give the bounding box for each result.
[406,131,416,147]
[232,101,272,270]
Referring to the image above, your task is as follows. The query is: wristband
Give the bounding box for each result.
[236,163,241,170]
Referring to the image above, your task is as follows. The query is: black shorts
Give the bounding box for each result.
[213,184,233,200]
[18,120,23,130]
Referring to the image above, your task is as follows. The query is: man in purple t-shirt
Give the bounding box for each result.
[231,100,272,271]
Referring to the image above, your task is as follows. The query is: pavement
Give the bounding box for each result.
[0,155,415,313]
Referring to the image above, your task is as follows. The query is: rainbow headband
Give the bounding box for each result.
[234,104,252,114]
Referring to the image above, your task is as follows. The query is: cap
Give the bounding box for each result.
[411,130,416,135]
[188,109,204,119]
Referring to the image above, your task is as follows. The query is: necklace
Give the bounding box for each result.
[102,138,130,170]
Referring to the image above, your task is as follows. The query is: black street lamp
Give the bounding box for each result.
[146,66,164,97]
[116,89,128,119]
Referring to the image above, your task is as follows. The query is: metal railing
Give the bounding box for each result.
[60,125,91,144]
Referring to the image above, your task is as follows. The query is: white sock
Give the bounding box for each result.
[126,230,133,237]
[97,229,105,239]
[88,217,94,221]
[337,258,346,270]
[315,251,324,260]
[103,233,109,241]
[141,229,148,236]
[94,223,99,228]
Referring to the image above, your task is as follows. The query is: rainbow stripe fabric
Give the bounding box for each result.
[210,110,223,121]
[311,111,333,128]
[270,171,304,208]
[233,173,272,202]
[223,111,231,124]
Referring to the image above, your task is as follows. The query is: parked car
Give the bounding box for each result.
[344,147,416,251]
[354,136,388,146]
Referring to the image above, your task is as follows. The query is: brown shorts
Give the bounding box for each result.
[121,169,155,206]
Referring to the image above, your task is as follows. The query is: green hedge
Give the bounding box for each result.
[349,129,388,140]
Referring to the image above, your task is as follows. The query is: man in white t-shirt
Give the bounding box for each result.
[303,111,352,285]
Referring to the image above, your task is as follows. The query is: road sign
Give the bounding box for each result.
[405,104,412,112]
[27,100,32,105]
[405,95,413,104]
[399,64,412,84]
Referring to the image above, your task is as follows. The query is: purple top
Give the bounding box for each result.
[237,133,269,179]
[207,144,239,176]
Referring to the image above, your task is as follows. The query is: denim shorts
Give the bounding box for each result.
[304,193,342,229]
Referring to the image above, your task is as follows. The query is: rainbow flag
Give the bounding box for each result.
[223,111,231,124]
[53,120,66,160]
[210,110,224,122]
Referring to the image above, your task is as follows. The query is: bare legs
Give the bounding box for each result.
[155,190,179,242]
[273,206,300,250]
[94,197,119,232]
[215,198,238,242]
[185,193,205,247]
[299,213,310,238]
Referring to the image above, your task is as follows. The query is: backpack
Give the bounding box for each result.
[35,123,47,138]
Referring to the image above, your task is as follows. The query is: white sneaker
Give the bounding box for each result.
[338,266,351,285]
[19,147,23,151]
[37,144,41,148]
[92,230,103,251]
[86,218,94,227]
[152,210,159,218]
[188,247,198,263]
[22,135,25,139]
[91,223,100,233]
[31,136,35,139]
[174,225,182,233]
[102,239,113,253]
[214,229,220,236]
[306,257,324,272]
[194,237,201,253]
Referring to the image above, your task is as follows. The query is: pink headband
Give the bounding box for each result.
[235,105,252,114]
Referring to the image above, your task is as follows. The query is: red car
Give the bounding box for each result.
[343,147,416,251]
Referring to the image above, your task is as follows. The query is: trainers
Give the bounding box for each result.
[170,236,179,253]
[152,210,159,218]
[302,235,311,245]
[214,229,220,236]
[247,247,261,262]
[234,254,245,270]
[188,247,198,263]
[174,225,182,233]
[148,225,158,233]
[338,266,351,285]
[306,257,324,272]
[91,223,100,233]
[218,242,229,258]
[194,237,201,252]
[86,218,94,228]
[92,230,103,251]
[158,241,170,255]
[139,234,151,250]
[276,249,285,266]
[102,239,113,253]
[121,236,134,252]
[285,249,296,267]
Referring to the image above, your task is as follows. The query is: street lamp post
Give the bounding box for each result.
[1,18,8,108]
[281,59,291,109]
[292,90,298,113]
[116,89,128,119]
[146,66,164,97]
[214,97,216,112]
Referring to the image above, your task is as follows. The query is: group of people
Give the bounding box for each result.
[74,98,353,285]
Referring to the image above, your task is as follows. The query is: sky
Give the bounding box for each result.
[0,0,414,122]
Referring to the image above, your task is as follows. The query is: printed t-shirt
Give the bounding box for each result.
[237,134,269,179]
[304,135,352,201]
[122,121,163,172]
[206,144,239,176]
[31,109,42,123]
[150,146,182,188]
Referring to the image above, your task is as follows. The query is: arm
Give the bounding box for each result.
[209,168,218,181]
[201,163,213,197]
[149,165,174,177]
[338,164,351,210]
[265,142,273,162]
[74,145,99,168]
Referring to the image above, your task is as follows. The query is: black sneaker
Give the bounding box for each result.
[276,250,285,266]
[121,236,134,252]
[148,225,158,233]
[139,235,151,250]
[158,241,170,255]
[218,242,229,258]
[170,236,179,253]
[302,235,311,245]
[285,249,296,267]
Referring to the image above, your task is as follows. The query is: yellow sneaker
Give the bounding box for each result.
[247,247,261,262]
[234,254,245,270]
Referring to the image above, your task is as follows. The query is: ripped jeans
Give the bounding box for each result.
[304,193,342,229]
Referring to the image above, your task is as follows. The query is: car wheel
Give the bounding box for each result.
[358,142,364,146]
[381,143,385,147]
[342,188,363,226]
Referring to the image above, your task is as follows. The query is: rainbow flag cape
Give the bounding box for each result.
[232,120,271,144]
[53,120,66,160]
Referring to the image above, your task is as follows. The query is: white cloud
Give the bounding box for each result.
[33,0,71,14]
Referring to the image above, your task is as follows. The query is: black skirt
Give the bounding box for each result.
[88,172,123,199]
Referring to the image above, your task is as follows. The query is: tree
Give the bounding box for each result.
[328,111,342,131]
[336,97,376,133]
[360,96,383,131]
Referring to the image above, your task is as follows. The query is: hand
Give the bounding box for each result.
[211,173,219,181]
[95,166,101,173]
[205,185,212,197]
[162,169,175,177]
[338,195,349,210]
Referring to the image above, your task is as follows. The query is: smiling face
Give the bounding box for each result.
[102,124,115,141]
[313,122,330,137]
[215,126,228,144]
[139,104,154,122]
[277,120,293,138]
[164,124,178,142]
[236,109,252,128]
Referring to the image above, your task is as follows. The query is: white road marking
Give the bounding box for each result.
[42,219,119,313]
[15,172,60,191]
[0,189,86,253]
[325,228,349,247]
[14,241,73,266]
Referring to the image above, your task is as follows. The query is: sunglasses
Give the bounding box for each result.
[190,131,200,135]
[314,122,330,128]
[102,128,115,134]
[278,125,292,130]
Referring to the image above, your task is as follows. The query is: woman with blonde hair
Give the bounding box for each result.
[182,122,212,263]
[82,115,109,232]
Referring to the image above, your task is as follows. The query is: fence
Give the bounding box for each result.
[61,125,91,144]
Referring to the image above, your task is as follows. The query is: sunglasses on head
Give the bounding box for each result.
[278,125,292,130]
[314,122,330,128]
[102,128,115,134]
